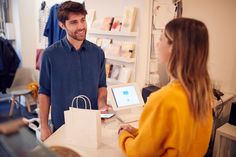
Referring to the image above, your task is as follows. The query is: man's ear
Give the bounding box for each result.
[59,22,65,30]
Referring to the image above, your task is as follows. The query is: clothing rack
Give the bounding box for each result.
[0,0,9,34]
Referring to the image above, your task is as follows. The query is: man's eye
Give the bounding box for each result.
[70,21,77,24]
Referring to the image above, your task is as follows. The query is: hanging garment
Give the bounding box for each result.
[35,49,44,70]
[0,37,20,93]
[39,2,49,48]
[44,4,66,47]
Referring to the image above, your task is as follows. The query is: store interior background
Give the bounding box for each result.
[8,0,236,93]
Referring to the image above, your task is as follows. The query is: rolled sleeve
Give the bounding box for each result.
[39,51,51,96]
[98,50,107,88]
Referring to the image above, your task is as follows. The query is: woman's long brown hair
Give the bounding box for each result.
[165,18,212,120]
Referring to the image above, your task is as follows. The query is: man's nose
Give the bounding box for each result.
[76,22,86,30]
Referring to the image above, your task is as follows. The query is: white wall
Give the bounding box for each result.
[183,0,236,93]
[11,0,22,60]
[11,0,38,68]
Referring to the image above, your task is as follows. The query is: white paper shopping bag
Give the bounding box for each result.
[64,95,101,148]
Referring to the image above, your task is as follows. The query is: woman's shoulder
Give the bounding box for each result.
[147,80,188,109]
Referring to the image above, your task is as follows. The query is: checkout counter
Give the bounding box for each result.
[44,92,236,157]
[44,118,139,157]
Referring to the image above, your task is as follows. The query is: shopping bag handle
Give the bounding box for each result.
[71,95,92,109]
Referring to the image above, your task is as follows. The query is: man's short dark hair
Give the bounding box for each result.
[57,1,87,24]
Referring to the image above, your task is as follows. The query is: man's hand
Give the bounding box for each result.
[99,104,112,114]
[39,94,51,141]
[40,126,52,141]
[98,87,111,113]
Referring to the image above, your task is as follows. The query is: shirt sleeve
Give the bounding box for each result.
[119,96,179,157]
[98,49,107,88]
[43,5,54,46]
[43,7,52,37]
[39,50,51,96]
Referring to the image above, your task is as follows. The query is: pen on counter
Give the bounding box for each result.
[116,116,124,123]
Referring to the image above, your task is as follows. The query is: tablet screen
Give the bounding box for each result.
[111,85,140,107]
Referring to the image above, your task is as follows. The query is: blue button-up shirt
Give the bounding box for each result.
[39,37,107,130]
[44,4,66,46]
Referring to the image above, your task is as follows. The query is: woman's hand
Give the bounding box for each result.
[118,124,136,135]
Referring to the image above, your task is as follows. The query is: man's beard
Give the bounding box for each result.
[69,29,87,41]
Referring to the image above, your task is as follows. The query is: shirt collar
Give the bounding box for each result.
[63,37,87,52]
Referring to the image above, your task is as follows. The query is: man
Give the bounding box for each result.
[39,1,109,141]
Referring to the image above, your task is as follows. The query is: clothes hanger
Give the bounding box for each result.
[0,30,6,39]
[40,1,46,10]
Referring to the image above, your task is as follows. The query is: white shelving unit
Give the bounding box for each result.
[87,29,139,85]
[88,29,137,37]
[105,55,135,63]
[146,0,182,87]
[106,78,122,85]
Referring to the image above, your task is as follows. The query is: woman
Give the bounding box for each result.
[118,18,213,157]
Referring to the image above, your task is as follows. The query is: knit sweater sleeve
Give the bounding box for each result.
[119,92,179,157]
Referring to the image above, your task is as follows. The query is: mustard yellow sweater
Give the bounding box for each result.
[119,80,213,157]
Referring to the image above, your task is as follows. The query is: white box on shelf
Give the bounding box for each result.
[118,67,132,83]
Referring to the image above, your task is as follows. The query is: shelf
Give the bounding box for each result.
[88,29,137,37]
[105,55,135,63]
[107,78,122,85]
[88,28,138,84]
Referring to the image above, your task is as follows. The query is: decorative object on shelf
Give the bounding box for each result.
[87,9,96,29]
[118,66,132,83]
[152,1,175,29]
[96,38,103,47]
[121,7,137,32]
[101,38,112,51]
[173,0,183,18]
[101,17,114,31]
[106,43,121,57]
[120,42,135,58]
[88,36,136,62]
[106,63,113,78]
[91,19,103,30]
[111,16,122,32]
[110,64,121,80]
